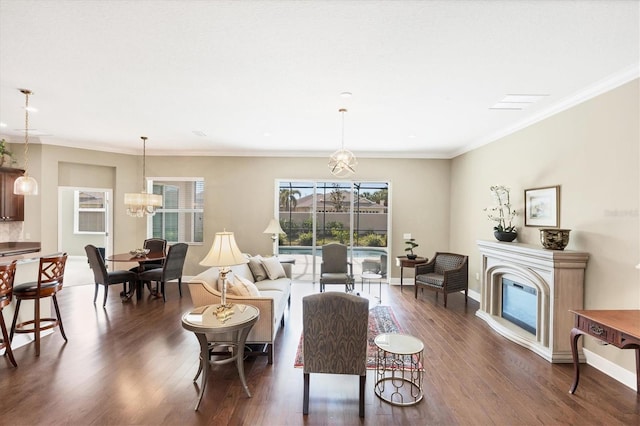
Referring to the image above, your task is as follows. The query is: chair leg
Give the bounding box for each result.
[359,375,366,417]
[34,295,41,356]
[93,283,99,304]
[9,299,21,341]
[52,294,67,342]
[103,284,108,307]
[161,281,166,303]
[178,278,182,297]
[443,291,447,308]
[303,373,310,415]
[267,343,273,365]
[0,314,17,367]
[465,289,468,305]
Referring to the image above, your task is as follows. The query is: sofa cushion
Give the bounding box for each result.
[262,256,287,280]
[230,275,261,297]
[254,277,291,293]
[248,256,268,281]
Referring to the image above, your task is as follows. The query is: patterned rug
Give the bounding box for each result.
[294,305,412,369]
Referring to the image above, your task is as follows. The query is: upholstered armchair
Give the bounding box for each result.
[414,252,468,307]
[319,243,354,292]
[302,292,369,417]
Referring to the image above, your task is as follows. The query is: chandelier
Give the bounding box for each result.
[13,89,39,195]
[328,108,357,177]
[124,136,163,217]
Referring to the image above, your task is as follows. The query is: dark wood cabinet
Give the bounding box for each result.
[0,167,25,221]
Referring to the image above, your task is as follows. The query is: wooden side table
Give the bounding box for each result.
[182,303,260,410]
[569,309,640,395]
[395,256,428,291]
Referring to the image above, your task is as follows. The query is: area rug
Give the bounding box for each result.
[294,305,416,369]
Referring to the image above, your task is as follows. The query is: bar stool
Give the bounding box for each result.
[10,253,68,356]
[0,260,18,367]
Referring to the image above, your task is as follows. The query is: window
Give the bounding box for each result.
[150,178,204,243]
[74,190,107,234]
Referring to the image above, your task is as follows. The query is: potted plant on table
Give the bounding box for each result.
[404,238,419,259]
[484,185,518,242]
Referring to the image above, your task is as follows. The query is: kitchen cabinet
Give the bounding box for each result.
[0,167,25,221]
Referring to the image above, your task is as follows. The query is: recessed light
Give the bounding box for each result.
[340,92,352,98]
[0,122,6,128]
[192,130,207,137]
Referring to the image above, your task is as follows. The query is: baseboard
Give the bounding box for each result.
[583,348,638,392]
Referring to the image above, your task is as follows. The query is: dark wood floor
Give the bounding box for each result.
[1,280,638,425]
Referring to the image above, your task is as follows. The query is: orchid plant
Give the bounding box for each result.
[484,185,517,233]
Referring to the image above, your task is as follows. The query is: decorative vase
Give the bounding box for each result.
[494,231,517,242]
[540,228,571,250]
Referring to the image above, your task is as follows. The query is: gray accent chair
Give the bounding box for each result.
[319,243,354,292]
[85,244,138,306]
[302,292,369,417]
[414,252,468,307]
[137,243,188,302]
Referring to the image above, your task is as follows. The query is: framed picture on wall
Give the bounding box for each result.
[524,186,560,227]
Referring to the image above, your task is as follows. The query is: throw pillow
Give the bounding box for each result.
[234,274,261,297]
[261,256,286,280]
[248,256,268,282]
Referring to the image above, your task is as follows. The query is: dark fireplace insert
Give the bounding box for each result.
[501,277,537,335]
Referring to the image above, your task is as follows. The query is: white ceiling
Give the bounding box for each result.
[0,0,638,158]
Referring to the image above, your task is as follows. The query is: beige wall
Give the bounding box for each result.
[21,146,450,278]
[450,79,640,373]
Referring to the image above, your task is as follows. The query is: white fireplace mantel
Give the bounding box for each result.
[476,240,589,363]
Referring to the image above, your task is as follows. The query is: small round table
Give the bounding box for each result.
[374,333,424,406]
[181,303,259,411]
[361,272,383,303]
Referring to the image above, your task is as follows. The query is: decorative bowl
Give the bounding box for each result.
[540,229,571,250]
[129,248,150,257]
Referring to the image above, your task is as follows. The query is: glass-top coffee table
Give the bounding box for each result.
[374,333,424,406]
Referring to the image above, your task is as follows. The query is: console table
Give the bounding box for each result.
[569,310,640,394]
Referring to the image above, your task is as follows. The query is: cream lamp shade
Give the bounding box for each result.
[263,218,285,257]
[263,218,285,236]
[200,231,248,268]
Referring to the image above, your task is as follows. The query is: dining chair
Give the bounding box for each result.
[137,243,188,302]
[85,244,138,306]
[0,260,18,367]
[139,238,167,271]
[10,253,68,356]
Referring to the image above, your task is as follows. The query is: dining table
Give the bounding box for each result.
[106,251,166,300]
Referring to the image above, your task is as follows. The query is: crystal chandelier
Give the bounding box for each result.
[124,136,163,217]
[328,108,357,177]
[13,89,39,195]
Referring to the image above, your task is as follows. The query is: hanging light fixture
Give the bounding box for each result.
[13,89,38,195]
[328,108,357,177]
[124,136,163,217]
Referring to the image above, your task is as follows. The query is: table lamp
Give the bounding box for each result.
[199,231,248,319]
[263,218,285,257]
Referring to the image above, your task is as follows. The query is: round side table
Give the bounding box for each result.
[182,303,259,410]
[361,272,383,303]
[374,332,424,406]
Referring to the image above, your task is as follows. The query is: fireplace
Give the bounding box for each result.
[476,240,589,363]
[502,278,537,335]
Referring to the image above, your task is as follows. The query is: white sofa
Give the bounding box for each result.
[188,258,292,364]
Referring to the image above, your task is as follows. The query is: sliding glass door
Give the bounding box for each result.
[277,180,389,282]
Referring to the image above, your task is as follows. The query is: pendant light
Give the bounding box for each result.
[124,136,163,217]
[328,108,357,177]
[14,89,38,195]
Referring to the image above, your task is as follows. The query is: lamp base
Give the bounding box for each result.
[215,303,235,321]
